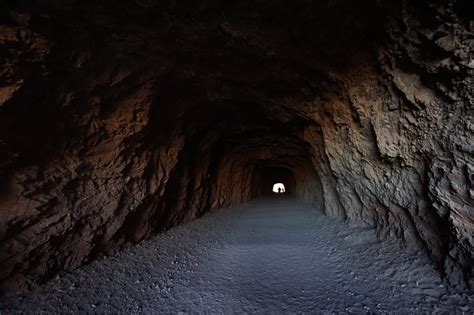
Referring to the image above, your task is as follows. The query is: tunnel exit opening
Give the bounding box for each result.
[252,165,295,197]
[272,183,286,194]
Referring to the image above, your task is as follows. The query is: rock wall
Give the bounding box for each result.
[300,0,473,287]
[0,0,472,295]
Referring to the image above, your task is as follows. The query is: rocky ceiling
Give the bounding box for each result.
[0,0,472,295]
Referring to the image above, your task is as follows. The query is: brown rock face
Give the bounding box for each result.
[0,0,472,295]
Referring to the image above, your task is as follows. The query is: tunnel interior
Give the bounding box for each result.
[0,0,473,296]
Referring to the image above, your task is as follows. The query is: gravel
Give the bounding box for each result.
[1,197,472,313]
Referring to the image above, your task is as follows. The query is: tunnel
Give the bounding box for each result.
[0,0,473,312]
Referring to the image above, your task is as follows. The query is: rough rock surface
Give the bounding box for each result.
[1,198,472,313]
[0,0,473,296]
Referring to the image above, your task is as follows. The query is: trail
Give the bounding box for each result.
[1,198,472,313]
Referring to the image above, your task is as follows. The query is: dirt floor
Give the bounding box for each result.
[1,197,472,313]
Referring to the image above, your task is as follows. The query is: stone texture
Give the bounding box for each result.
[0,0,472,296]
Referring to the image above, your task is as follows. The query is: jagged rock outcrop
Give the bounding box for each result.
[0,0,472,296]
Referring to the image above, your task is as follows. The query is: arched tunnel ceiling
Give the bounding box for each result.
[0,0,473,296]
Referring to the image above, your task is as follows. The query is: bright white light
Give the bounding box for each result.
[272,183,286,193]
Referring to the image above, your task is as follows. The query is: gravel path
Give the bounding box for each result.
[1,197,472,313]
